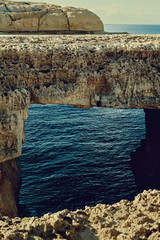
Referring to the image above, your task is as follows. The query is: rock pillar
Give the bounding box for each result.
[0,109,27,217]
[0,89,30,217]
[0,158,21,217]
[131,109,160,192]
[0,109,28,217]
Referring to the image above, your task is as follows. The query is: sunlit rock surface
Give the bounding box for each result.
[0,34,160,217]
[0,35,160,109]
[0,189,160,239]
[0,0,104,33]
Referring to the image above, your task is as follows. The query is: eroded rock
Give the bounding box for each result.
[0,35,160,109]
[0,88,29,217]
[0,190,160,239]
[0,158,21,218]
[0,0,104,33]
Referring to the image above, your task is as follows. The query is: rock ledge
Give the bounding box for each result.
[0,189,160,239]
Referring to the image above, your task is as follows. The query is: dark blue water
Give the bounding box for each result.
[20,106,145,217]
[19,24,159,217]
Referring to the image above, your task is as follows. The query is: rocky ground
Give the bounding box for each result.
[0,189,160,239]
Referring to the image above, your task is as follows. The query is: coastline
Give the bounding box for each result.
[0,31,128,35]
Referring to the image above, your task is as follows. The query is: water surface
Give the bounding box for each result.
[20,106,145,217]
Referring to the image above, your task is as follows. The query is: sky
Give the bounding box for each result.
[16,0,160,25]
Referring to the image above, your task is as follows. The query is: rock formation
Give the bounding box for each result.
[131,109,160,192]
[0,34,160,217]
[0,189,160,239]
[0,0,104,33]
[0,35,160,108]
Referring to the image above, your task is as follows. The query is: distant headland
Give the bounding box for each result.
[0,0,104,33]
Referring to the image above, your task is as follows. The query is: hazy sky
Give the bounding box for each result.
[17,0,160,24]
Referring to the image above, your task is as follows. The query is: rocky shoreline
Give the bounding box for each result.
[0,189,160,239]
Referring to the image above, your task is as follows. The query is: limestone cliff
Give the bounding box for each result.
[0,35,160,109]
[0,34,160,217]
[0,88,29,217]
[0,0,104,33]
[0,189,160,239]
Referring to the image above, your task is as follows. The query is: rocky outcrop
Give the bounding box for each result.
[0,35,160,108]
[0,88,29,217]
[0,1,104,33]
[0,189,160,239]
[131,109,160,192]
[0,34,160,217]
[0,158,21,217]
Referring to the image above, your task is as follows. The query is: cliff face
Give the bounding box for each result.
[0,1,104,33]
[0,88,29,217]
[0,35,160,109]
[0,35,160,217]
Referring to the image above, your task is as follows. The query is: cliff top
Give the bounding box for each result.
[0,34,160,110]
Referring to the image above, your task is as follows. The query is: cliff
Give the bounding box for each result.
[0,189,160,239]
[0,34,160,217]
[1,34,160,160]
[0,0,104,33]
[1,35,160,109]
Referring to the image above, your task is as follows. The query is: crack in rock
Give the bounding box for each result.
[60,8,70,31]
[0,0,104,33]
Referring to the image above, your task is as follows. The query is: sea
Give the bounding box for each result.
[19,24,160,217]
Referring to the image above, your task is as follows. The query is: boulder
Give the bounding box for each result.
[0,0,104,33]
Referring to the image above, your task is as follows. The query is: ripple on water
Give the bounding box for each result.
[19,105,145,217]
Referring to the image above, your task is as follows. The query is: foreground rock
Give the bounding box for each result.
[0,0,104,33]
[0,189,160,239]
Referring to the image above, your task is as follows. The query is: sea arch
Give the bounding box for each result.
[0,34,160,217]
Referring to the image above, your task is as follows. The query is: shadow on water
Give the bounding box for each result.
[131,109,160,193]
[19,105,150,217]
